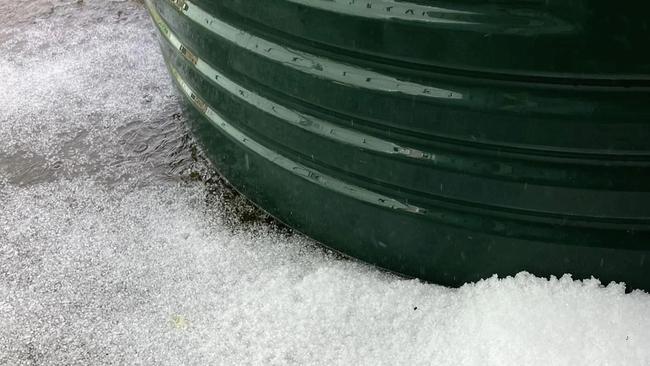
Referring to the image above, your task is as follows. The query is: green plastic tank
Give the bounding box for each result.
[145,0,650,290]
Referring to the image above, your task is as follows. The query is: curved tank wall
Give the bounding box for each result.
[145,0,650,289]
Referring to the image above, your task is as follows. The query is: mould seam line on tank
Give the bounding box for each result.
[160,0,463,100]
[145,0,436,161]
[167,64,425,215]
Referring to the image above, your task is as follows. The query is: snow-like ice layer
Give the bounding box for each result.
[0,0,186,186]
[1,180,649,365]
[1,1,649,365]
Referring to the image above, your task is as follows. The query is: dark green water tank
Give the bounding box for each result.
[146,0,650,290]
